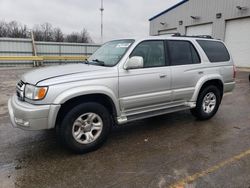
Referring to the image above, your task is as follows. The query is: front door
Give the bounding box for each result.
[119,40,172,115]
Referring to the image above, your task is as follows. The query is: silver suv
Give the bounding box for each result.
[8,36,236,153]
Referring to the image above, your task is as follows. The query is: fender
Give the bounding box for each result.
[191,74,224,102]
[53,85,121,117]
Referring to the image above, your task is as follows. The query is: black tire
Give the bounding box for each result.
[57,102,111,154]
[191,85,221,120]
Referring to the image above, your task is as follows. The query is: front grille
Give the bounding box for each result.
[16,80,25,100]
[16,90,21,98]
[17,80,24,88]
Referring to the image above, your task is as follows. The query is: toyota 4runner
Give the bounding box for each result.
[8,35,236,153]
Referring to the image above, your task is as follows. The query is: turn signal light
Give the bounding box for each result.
[37,87,47,100]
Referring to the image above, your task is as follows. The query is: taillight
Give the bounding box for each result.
[233,65,236,79]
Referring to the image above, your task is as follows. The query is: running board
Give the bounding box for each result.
[117,105,190,124]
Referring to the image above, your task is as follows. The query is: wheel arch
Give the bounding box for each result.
[55,93,118,129]
[52,86,120,129]
[191,76,224,102]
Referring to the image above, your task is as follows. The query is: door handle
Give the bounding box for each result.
[159,74,167,78]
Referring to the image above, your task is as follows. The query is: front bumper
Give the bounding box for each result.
[8,95,60,130]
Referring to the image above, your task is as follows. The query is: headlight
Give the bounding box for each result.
[24,84,48,100]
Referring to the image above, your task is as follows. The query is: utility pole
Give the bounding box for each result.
[30,31,38,67]
[100,0,104,43]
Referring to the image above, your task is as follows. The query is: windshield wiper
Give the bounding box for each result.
[91,59,105,66]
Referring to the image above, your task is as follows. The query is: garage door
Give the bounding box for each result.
[186,23,212,36]
[225,18,250,68]
[158,28,177,36]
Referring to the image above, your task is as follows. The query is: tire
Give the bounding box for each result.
[57,102,111,154]
[191,85,221,120]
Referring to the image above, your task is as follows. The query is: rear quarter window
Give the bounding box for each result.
[197,40,230,62]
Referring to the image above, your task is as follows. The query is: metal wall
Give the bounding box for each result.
[35,41,99,56]
[0,38,100,66]
[149,0,250,40]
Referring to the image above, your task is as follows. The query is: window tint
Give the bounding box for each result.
[197,40,230,62]
[191,44,200,64]
[130,41,166,68]
[168,40,200,66]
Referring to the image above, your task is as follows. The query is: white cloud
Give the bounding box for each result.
[0,0,181,43]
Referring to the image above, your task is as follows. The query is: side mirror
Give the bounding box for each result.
[124,56,144,70]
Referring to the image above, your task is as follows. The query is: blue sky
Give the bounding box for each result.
[0,0,180,43]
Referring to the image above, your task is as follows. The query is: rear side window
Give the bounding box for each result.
[197,40,230,62]
[167,40,200,66]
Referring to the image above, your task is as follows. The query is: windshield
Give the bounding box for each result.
[88,39,134,66]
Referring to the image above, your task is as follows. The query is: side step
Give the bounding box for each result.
[117,105,191,124]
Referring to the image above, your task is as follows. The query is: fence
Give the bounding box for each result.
[0,38,101,66]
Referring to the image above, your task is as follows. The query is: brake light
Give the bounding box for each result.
[233,65,236,79]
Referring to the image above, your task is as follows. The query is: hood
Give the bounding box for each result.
[21,64,108,85]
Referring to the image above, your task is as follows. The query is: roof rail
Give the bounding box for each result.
[193,35,213,39]
[171,32,181,36]
[171,33,213,39]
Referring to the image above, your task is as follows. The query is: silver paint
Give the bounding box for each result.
[8,36,235,130]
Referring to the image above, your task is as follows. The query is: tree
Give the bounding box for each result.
[53,28,64,42]
[0,20,93,43]
[65,32,79,43]
[19,24,29,38]
[0,21,29,38]
[65,29,92,43]
[33,24,44,41]
[79,29,92,43]
[0,21,7,37]
[41,23,53,41]
[33,23,53,41]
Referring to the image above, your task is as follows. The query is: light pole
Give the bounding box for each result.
[100,0,104,43]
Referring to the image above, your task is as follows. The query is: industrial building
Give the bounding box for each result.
[149,0,250,68]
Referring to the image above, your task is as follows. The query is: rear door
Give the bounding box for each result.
[166,40,203,102]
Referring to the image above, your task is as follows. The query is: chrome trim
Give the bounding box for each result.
[16,80,25,101]
[117,116,128,124]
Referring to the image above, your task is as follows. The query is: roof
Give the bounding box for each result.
[149,0,189,21]
[128,35,218,42]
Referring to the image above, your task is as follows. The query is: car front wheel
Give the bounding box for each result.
[58,102,111,153]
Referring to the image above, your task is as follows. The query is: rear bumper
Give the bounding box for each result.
[8,95,60,130]
[224,81,235,93]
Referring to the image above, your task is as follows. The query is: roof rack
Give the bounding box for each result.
[171,33,213,39]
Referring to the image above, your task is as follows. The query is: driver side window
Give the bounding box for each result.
[130,41,166,68]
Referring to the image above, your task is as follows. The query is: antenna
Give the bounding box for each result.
[100,0,104,43]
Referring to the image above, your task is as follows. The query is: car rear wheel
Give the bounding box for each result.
[191,85,221,120]
[58,102,111,153]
